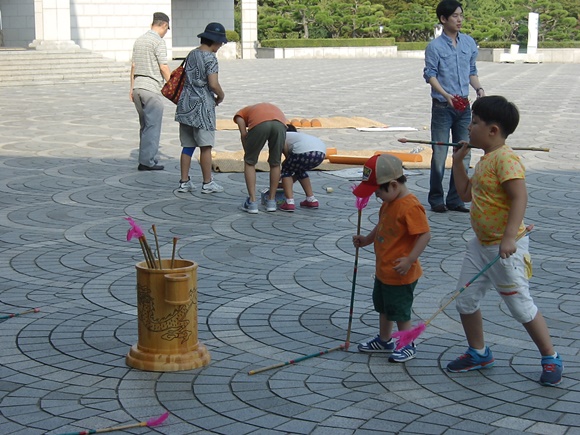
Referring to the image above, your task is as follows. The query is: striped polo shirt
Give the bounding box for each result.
[131,30,168,93]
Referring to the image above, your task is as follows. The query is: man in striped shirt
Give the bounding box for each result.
[130,12,171,171]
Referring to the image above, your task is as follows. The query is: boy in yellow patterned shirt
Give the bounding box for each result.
[448,96,562,386]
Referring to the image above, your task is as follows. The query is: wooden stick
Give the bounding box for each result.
[344,209,362,351]
[56,411,169,435]
[171,237,178,269]
[152,225,162,269]
[140,235,157,269]
[0,308,40,320]
[397,138,549,152]
[248,345,344,375]
[138,238,154,268]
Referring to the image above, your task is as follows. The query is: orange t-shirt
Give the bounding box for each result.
[233,103,287,130]
[374,194,430,285]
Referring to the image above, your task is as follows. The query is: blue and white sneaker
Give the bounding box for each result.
[265,199,277,212]
[389,344,416,363]
[241,197,258,214]
[540,353,563,386]
[447,346,495,372]
[358,335,396,353]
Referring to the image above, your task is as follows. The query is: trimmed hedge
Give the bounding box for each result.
[396,41,429,50]
[478,40,580,49]
[538,40,580,48]
[261,38,395,48]
[259,38,579,50]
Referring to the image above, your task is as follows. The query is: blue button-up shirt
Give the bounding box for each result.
[423,32,478,102]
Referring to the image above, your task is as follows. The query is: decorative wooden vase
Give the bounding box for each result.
[126,259,211,371]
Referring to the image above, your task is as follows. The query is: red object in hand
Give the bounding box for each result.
[452,95,469,111]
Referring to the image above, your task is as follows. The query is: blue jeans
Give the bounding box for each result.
[429,99,471,209]
[133,88,164,167]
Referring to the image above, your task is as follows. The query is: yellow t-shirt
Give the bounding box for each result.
[374,194,430,285]
[470,145,526,245]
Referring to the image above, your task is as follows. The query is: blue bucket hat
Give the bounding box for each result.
[197,22,228,44]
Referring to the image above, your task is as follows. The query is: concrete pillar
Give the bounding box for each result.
[241,0,257,59]
[528,12,539,55]
[29,0,80,50]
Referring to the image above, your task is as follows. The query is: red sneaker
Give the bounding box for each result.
[280,202,295,212]
[300,200,319,209]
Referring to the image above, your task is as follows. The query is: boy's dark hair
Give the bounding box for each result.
[379,175,407,191]
[286,124,297,132]
[471,96,520,138]
[200,37,214,46]
[436,0,463,22]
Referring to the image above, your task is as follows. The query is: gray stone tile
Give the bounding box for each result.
[0,58,579,435]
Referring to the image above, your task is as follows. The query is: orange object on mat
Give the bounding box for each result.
[328,152,422,165]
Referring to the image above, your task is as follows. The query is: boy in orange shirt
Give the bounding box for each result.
[353,154,431,362]
[449,95,563,386]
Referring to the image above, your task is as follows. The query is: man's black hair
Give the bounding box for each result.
[471,96,520,138]
[286,124,298,132]
[436,0,463,22]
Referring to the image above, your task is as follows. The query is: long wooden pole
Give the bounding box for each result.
[397,138,549,152]
[248,345,344,375]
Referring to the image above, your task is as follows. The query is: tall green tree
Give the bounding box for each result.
[388,4,434,41]
[316,0,386,38]
[248,0,579,42]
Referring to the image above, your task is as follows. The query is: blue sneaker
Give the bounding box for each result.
[265,199,277,212]
[358,335,395,353]
[241,197,258,214]
[447,347,495,372]
[540,353,563,386]
[389,344,416,363]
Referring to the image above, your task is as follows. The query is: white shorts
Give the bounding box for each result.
[455,236,538,323]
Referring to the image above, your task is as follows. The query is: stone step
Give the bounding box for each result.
[0,49,131,87]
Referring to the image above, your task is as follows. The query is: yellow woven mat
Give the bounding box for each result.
[211,148,451,173]
[215,116,385,131]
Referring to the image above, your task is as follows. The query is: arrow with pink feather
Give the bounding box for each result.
[56,411,169,435]
[247,188,372,374]
[0,308,40,320]
[125,216,157,269]
[344,189,372,350]
[392,226,532,349]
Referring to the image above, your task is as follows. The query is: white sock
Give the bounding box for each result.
[307,196,317,202]
[286,198,295,205]
[473,347,487,355]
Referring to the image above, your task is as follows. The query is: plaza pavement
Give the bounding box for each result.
[0,58,579,435]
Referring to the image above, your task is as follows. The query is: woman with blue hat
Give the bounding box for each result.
[175,23,227,194]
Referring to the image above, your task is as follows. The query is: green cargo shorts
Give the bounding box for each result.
[372,278,417,322]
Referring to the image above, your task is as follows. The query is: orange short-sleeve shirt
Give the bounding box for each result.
[233,103,287,130]
[374,194,430,285]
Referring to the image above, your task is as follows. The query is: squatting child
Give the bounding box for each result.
[278,124,327,212]
[448,95,563,386]
[353,154,431,363]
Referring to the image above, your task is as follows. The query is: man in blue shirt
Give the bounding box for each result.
[423,0,485,213]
